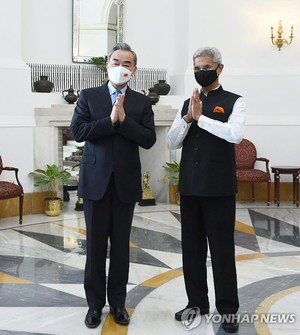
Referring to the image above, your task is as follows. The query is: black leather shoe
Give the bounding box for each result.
[222,319,239,333]
[175,306,209,321]
[110,307,130,325]
[85,309,102,328]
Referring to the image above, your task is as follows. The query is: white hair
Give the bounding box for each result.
[193,47,222,63]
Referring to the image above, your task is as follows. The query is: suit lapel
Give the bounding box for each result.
[99,83,113,109]
[123,86,137,111]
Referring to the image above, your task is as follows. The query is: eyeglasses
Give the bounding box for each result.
[193,64,219,72]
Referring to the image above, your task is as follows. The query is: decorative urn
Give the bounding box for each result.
[142,88,159,105]
[34,75,54,93]
[62,85,80,104]
[153,79,171,95]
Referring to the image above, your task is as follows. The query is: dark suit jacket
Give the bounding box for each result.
[70,83,156,203]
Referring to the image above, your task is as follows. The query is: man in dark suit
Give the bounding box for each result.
[168,47,245,333]
[70,43,156,328]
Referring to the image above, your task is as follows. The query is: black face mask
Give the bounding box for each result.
[194,65,219,87]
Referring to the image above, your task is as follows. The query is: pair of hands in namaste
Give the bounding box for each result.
[184,88,202,123]
[111,93,126,125]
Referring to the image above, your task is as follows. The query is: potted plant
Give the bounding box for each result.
[90,56,108,71]
[90,56,108,83]
[29,164,71,216]
[163,161,180,204]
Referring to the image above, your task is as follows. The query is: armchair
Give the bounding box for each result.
[235,139,271,205]
[0,155,24,224]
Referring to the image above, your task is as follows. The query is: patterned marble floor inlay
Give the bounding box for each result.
[249,209,300,248]
[0,200,299,335]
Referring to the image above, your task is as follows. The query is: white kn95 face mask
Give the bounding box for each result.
[107,66,132,85]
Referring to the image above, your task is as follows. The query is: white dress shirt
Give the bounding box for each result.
[107,81,127,105]
[167,93,246,150]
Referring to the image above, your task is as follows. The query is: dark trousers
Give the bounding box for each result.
[83,174,135,310]
[180,194,239,315]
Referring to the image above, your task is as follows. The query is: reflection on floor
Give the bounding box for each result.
[0,196,300,335]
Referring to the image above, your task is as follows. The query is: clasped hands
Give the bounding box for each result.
[184,88,202,123]
[111,93,126,125]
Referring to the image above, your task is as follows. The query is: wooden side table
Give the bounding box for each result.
[271,166,300,207]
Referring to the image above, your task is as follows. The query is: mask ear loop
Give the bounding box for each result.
[215,64,221,76]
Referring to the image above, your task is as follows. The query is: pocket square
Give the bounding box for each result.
[213,106,225,113]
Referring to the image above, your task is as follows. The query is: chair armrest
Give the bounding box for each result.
[256,157,269,163]
[3,166,18,171]
[2,166,23,192]
[256,157,271,177]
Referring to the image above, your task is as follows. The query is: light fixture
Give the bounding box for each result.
[270,21,294,51]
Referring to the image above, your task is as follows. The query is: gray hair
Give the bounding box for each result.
[193,47,222,64]
[108,42,137,66]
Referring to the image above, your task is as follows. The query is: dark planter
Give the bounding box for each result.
[34,75,54,93]
[146,88,160,105]
[154,79,171,95]
[62,85,80,104]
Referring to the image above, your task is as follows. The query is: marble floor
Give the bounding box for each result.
[0,195,300,335]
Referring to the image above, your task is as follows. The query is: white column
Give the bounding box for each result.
[0,0,35,193]
[0,0,33,127]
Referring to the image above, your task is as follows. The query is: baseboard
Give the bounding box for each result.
[236,182,296,204]
[0,191,53,219]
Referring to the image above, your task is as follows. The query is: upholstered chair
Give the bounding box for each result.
[235,139,271,205]
[0,155,24,224]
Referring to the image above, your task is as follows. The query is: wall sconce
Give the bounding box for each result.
[271,21,294,51]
